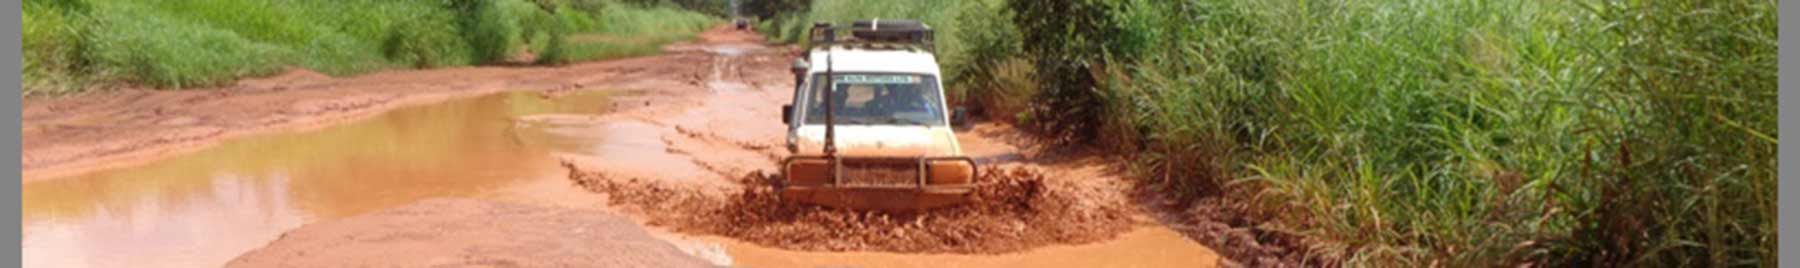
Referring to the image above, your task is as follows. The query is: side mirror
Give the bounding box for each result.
[951,106,969,128]
[782,104,794,125]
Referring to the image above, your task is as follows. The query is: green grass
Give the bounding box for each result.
[22,3,85,95]
[21,0,717,95]
[761,0,1777,266]
[538,2,714,64]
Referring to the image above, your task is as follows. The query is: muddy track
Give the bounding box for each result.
[29,24,1254,267]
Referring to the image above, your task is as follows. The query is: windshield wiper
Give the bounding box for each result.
[869,116,934,125]
[833,117,878,124]
[820,117,934,125]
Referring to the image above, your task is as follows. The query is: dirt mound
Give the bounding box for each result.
[567,163,1133,254]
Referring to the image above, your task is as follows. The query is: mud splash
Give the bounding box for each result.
[566,163,1133,254]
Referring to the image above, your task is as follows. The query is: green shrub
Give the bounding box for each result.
[1005,0,1126,143]
[555,6,600,32]
[384,13,471,68]
[532,5,582,65]
[743,0,811,20]
[81,3,290,88]
[453,0,529,63]
[754,13,811,44]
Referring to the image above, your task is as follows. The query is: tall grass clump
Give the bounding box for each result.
[591,3,715,36]
[943,0,1776,265]
[22,2,87,94]
[1552,0,1778,265]
[21,0,718,95]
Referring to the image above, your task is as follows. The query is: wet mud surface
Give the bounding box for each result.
[227,198,719,268]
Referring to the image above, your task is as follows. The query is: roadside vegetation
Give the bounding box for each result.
[757,0,1776,266]
[22,0,715,95]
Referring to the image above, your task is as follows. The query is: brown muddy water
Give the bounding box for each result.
[709,227,1220,267]
[20,90,618,268]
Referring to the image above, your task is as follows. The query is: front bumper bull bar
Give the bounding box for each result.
[775,156,979,210]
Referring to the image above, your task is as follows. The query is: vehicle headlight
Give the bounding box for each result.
[786,136,799,153]
[926,160,974,185]
[783,158,832,185]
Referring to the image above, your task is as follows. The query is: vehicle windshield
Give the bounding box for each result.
[801,73,945,126]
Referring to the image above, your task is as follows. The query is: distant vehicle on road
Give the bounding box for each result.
[735,18,750,30]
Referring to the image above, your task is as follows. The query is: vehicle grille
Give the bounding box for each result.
[839,161,919,187]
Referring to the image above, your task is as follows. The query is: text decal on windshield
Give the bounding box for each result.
[833,74,920,85]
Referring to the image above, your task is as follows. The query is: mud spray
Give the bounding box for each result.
[565,162,1133,254]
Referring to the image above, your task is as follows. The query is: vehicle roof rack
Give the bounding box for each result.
[808,19,935,53]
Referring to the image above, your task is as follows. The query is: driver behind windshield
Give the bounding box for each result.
[804,74,945,126]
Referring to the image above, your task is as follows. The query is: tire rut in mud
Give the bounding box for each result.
[565,163,1133,254]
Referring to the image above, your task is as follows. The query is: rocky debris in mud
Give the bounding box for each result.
[567,162,1133,254]
[228,198,723,268]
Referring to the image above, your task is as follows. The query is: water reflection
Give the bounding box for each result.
[22,90,614,268]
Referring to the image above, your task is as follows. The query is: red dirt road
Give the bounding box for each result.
[24,25,1243,267]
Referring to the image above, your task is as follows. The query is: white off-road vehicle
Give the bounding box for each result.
[778,19,975,210]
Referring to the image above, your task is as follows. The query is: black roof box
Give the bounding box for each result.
[851,19,928,32]
[808,19,936,52]
[849,19,932,44]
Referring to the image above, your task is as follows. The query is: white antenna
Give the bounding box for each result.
[822,43,836,156]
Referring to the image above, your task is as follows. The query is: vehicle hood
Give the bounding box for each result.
[790,125,961,157]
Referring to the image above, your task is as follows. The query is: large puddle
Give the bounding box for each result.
[21,90,618,268]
